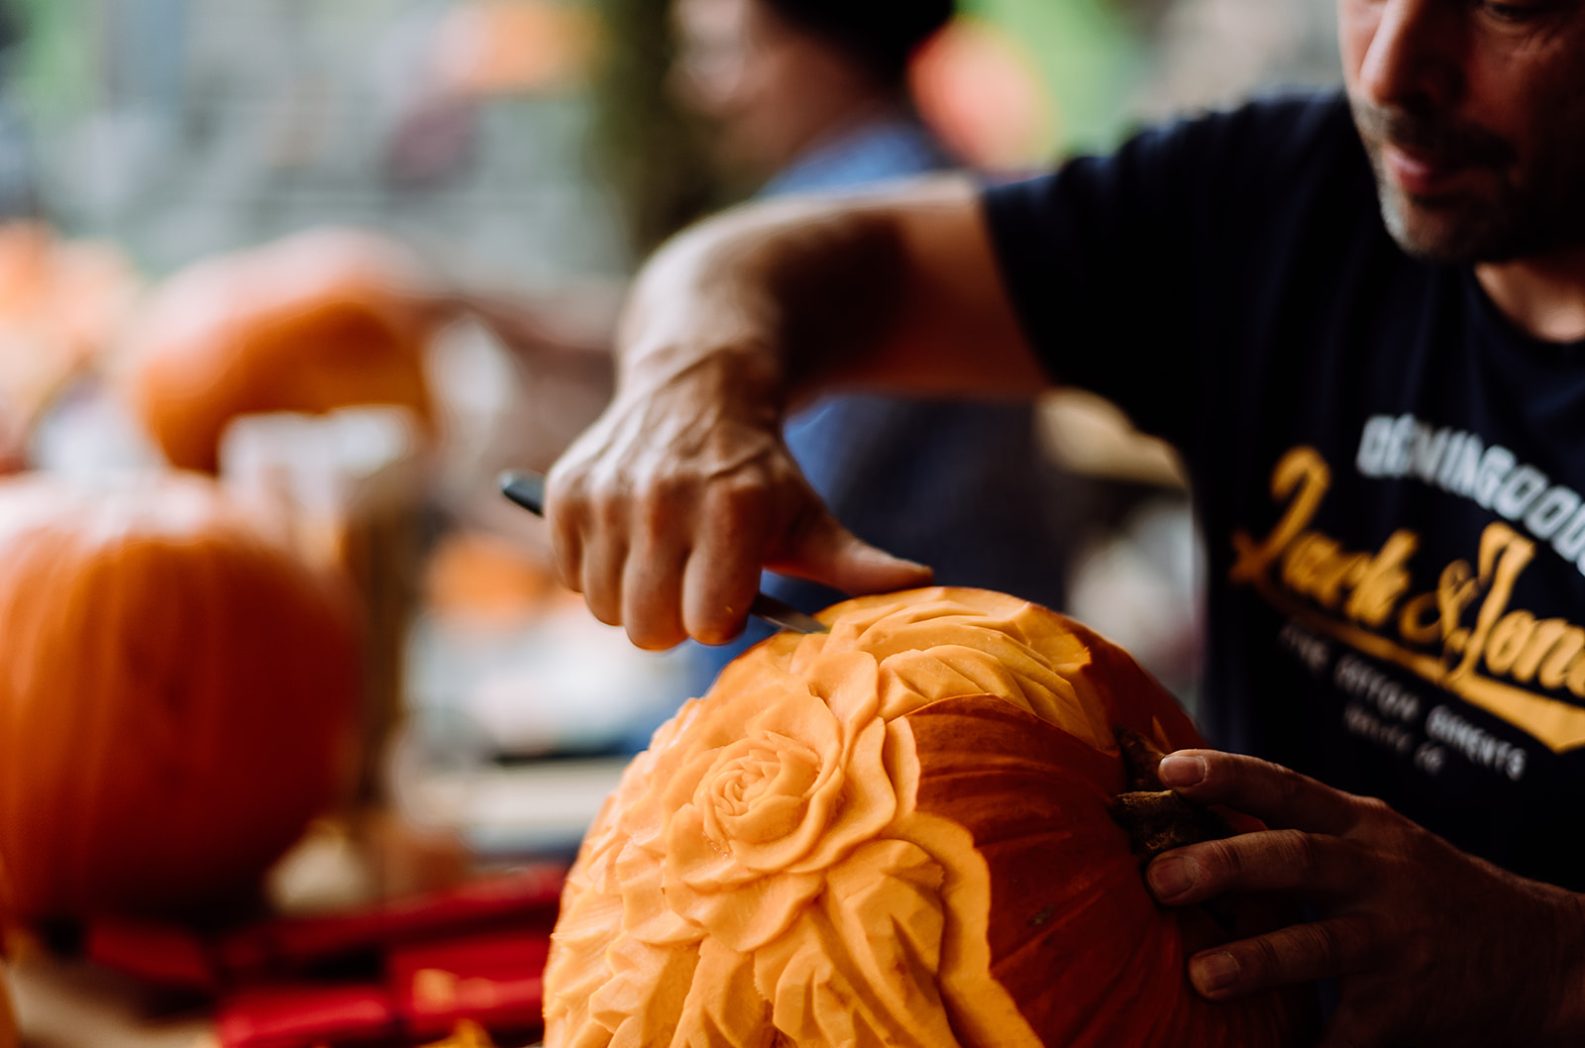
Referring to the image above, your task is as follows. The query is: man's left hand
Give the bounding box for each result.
[1147,750,1585,1047]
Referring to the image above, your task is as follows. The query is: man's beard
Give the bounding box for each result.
[1349,96,1585,265]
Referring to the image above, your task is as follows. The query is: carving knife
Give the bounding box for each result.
[498,470,829,635]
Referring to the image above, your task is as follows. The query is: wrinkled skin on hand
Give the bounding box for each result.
[1146,750,1585,1048]
[546,346,931,650]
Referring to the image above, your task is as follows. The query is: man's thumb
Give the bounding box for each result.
[774,513,934,595]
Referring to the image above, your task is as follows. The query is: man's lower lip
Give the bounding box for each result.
[1384,144,1470,195]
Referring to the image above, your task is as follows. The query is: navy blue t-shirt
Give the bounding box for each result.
[983,92,1585,890]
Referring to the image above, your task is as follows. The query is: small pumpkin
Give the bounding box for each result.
[544,587,1305,1046]
[124,228,437,473]
[0,473,360,922]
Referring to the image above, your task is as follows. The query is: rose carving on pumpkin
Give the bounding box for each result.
[551,647,959,1046]
[544,588,1306,1047]
[662,652,897,952]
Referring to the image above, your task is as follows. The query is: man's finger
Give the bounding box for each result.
[622,535,689,650]
[1158,750,1363,834]
[1188,915,1377,1000]
[580,532,628,627]
[620,478,694,649]
[682,491,767,645]
[543,471,585,594]
[769,510,933,596]
[1147,829,1367,904]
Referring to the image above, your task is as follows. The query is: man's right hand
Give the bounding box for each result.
[545,347,931,650]
[540,178,1041,649]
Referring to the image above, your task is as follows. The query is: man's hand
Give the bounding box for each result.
[1146,750,1585,1047]
[545,348,931,651]
[540,179,1044,650]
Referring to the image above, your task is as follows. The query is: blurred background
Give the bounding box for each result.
[0,1,1338,1044]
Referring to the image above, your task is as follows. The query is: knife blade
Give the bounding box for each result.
[498,470,829,635]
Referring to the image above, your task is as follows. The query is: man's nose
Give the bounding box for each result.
[1357,0,1464,113]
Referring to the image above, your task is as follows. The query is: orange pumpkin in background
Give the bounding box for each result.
[544,588,1306,1047]
[0,473,360,922]
[123,228,438,473]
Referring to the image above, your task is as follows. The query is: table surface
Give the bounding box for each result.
[3,760,621,1048]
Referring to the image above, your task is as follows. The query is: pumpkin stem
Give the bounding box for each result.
[1116,724,1169,790]
[1108,728,1233,860]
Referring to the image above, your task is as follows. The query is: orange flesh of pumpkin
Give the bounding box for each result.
[543,587,1302,1047]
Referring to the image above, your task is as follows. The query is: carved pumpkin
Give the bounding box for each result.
[124,228,436,473]
[544,587,1304,1046]
[0,473,360,921]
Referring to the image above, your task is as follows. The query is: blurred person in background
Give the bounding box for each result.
[659,0,1078,711]
[542,0,1585,1042]
[671,0,953,191]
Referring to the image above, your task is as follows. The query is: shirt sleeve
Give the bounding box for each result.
[980,94,1352,452]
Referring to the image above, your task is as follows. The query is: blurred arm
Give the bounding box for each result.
[615,175,1044,404]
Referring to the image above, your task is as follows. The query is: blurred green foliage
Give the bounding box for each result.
[6,0,94,118]
[2,0,1162,264]
[968,0,1151,156]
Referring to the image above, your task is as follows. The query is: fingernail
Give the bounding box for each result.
[1191,951,1240,995]
[1148,856,1195,900]
[1158,754,1206,787]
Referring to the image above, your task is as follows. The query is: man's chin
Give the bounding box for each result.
[1377,185,1518,265]
[1381,208,1466,263]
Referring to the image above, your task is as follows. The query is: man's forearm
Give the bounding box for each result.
[613,177,1046,411]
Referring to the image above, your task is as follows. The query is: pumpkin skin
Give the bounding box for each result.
[0,473,360,922]
[544,587,1304,1047]
[124,228,436,473]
